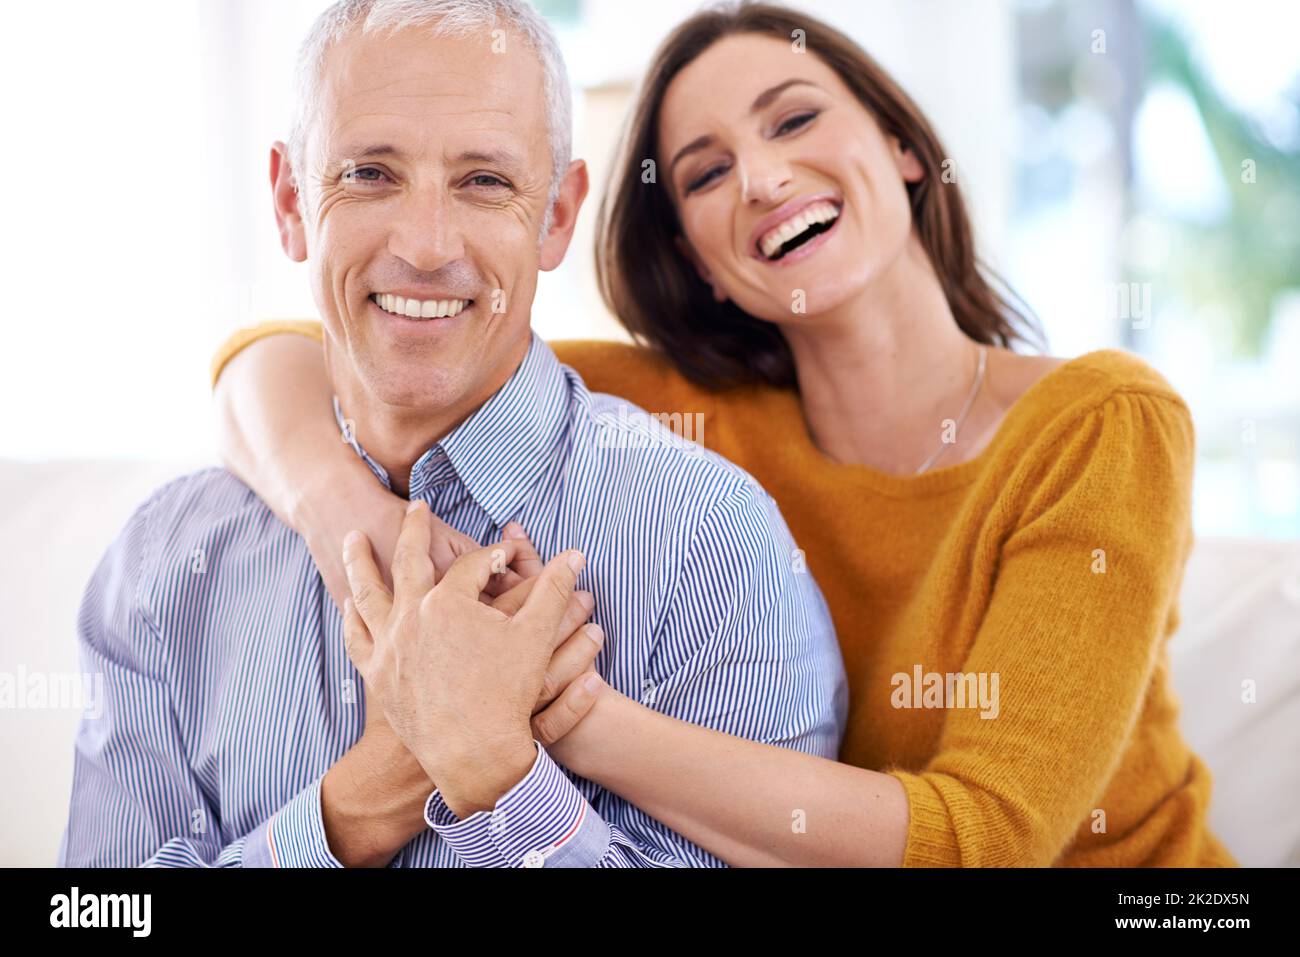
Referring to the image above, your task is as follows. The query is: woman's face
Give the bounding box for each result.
[658,33,924,325]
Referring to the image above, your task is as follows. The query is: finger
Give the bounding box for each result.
[518,549,585,643]
[559,591,595,638]
[479,569,525,602]
[435,540,533,600]
[342,596,374,675]
[535,622,603,712]
[342,529,393,636]
[495,578,590,628]
[489,575,537,616]
[502,522,545,577]
[392,500,435,600]
[427,510,475,582]
[531,671,605,748]
[479,523,540,599]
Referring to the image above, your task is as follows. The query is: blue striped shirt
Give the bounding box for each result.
[58,332,847,868]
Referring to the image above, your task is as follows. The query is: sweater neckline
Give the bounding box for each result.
[763,349,1121,497]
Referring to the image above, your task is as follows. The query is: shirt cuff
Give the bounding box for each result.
[424,742,611,868]
[242,775,344,868]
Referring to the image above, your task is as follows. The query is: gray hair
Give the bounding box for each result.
[288,0,572,231]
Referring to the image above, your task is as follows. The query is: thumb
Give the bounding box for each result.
[519,549,585,645]
[531,671,604,747]
[342,596,374,676]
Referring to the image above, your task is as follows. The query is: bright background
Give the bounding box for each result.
[1,0,1296,538]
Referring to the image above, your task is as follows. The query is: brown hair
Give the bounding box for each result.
[594,1,1042,390]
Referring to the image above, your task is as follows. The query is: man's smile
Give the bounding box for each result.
[369,292,474,320]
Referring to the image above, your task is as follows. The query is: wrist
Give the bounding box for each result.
[551,688,635,781]
[321,736,433,867]
[432,736,538,820]
[289,460,372,543]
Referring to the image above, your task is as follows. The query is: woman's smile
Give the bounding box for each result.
[748,196,844,267]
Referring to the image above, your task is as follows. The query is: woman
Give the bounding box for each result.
[211,2,1233,866]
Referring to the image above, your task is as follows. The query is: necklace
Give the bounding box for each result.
[914,345,987,475]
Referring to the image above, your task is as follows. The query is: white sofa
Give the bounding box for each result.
[2,457,1298,867]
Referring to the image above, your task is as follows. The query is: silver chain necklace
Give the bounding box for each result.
[914,345,987,475]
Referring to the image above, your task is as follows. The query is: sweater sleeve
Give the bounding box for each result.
[888,387,1195,866]
[206,325,683,410]
[209,320,324,389]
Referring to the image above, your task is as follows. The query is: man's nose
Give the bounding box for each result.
[738,150,794,206]
[387,187,465,273]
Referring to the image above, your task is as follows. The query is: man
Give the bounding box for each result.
[58,0,846,867]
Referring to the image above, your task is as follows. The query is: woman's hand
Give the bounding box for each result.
[302,472,541,610]
[213,330,540,610]
[531,664,609,751]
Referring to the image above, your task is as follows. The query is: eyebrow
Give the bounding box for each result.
[749,78,820,113]
[341,143,401,160]
[667,134,715,177]
[454,147,524,171]
[334,144,524,171]
[666,78,823,177]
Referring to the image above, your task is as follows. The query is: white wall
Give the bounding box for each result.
[0,0,1015,461]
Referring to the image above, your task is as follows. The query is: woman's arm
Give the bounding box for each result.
[548,687,910,867]
[213,332,394,608]
[213,331,534,607]
[541,389,1198,868]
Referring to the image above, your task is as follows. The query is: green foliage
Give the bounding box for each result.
[1140,13,1300,355]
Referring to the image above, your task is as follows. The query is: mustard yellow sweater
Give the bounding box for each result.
[213,323,1236,867]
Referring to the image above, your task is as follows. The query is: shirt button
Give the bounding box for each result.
[522,850,546,868]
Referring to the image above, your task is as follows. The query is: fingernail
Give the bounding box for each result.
[343,530,364,556]
[566,550,585,573]
[582,673,602,693]
[577,590,594,611]
[344,597,354,616]
[406,499,423,514]
[584,623,603,646]
[503,522,526,540]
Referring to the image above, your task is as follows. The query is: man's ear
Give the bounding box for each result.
[538,159,589,271]
[674,235,728,303]
[270,141,308,262]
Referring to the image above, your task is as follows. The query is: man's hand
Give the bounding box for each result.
[342,501,586,819]
[302,477,542,611]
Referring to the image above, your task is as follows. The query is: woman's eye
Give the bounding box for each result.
[775,112,817,136]
[686,165,727,194]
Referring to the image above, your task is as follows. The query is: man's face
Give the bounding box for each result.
[290,26,556,412]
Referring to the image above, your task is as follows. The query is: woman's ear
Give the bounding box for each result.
[674,235,728,303]
[889,136,926,184]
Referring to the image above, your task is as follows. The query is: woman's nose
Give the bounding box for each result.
[738,152,794,206]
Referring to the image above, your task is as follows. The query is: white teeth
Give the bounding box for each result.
[759,201,840,259]
[373,294,469,320]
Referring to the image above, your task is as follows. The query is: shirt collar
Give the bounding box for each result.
[333,332,572,526]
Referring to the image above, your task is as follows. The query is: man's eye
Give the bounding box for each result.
[466,173,509,189]
[686,165,727,194]
[343,166,388,185]
[775,112,817,136]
